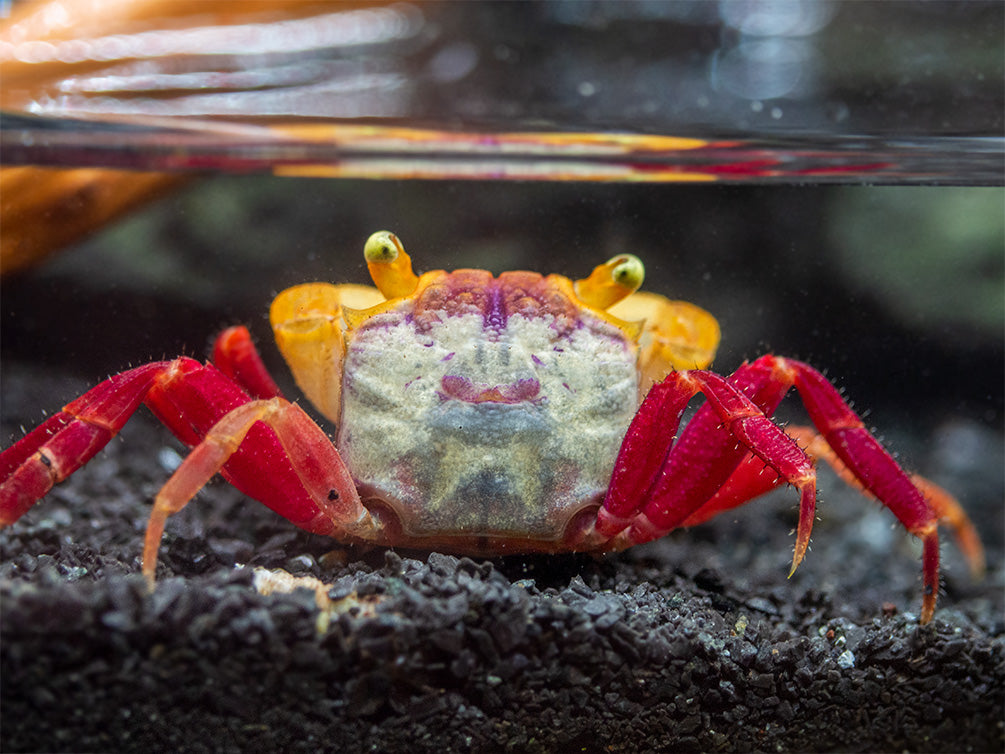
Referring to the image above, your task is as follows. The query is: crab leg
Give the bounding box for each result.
[1,362,173,524]
[602,354,963,623]
[598,368,818,573]
[683,424,985,581]
[778,357,947,622]
[784,425,985,577]
[1,355,372,582]
[600,357,798,539]
[677,450,790,528]
[212,325,285,400]
[148,360,370,544]
[142,396,373,588]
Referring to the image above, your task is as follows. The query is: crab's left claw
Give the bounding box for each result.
[609,293,721,396]
[269,279,385,423]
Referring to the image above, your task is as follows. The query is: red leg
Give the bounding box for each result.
[602,357,797,536]
[140,395,375,588]
[678,451,785,527]
[212,325,284,400]
[1,356,373,585]
[598,367,817,573]
[648,357,801,531]
[1,362,175,524]
[597,374,693,531]
[601,354,971,623]
[651,369,819,570]
[784,424,985,578]
[780,357,948,622]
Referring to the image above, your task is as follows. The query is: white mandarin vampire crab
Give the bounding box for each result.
[0,232,984,623]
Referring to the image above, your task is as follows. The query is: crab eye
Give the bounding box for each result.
[609,254,645,289]
[363,230,420,299]
[574,253,645,310]
[364,231,402,264]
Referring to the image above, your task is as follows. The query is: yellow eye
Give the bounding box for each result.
[574,253,645,310]
[364,231,402,264]
[363,231,419,299]
[609,255,645,289]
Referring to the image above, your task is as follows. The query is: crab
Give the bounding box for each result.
[0,231,984,623]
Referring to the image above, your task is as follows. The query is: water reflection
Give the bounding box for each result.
[1,1,1000,135]
[714,0,835,105]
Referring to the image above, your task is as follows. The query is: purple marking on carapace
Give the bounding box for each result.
[484,285,507,332]
[440,375,541,404]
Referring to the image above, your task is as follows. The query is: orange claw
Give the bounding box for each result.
[608,292,721,397]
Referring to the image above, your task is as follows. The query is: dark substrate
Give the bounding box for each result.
[1,363,1003,754]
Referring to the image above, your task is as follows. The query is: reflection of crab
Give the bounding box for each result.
[0,232,983,623]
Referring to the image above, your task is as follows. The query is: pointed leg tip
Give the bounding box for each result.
[789,484,814,579]
[920,599,935,625]
[787,547,806,579]
[963,539,987,580]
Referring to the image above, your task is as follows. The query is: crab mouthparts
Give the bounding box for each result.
[439,375,541,404]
